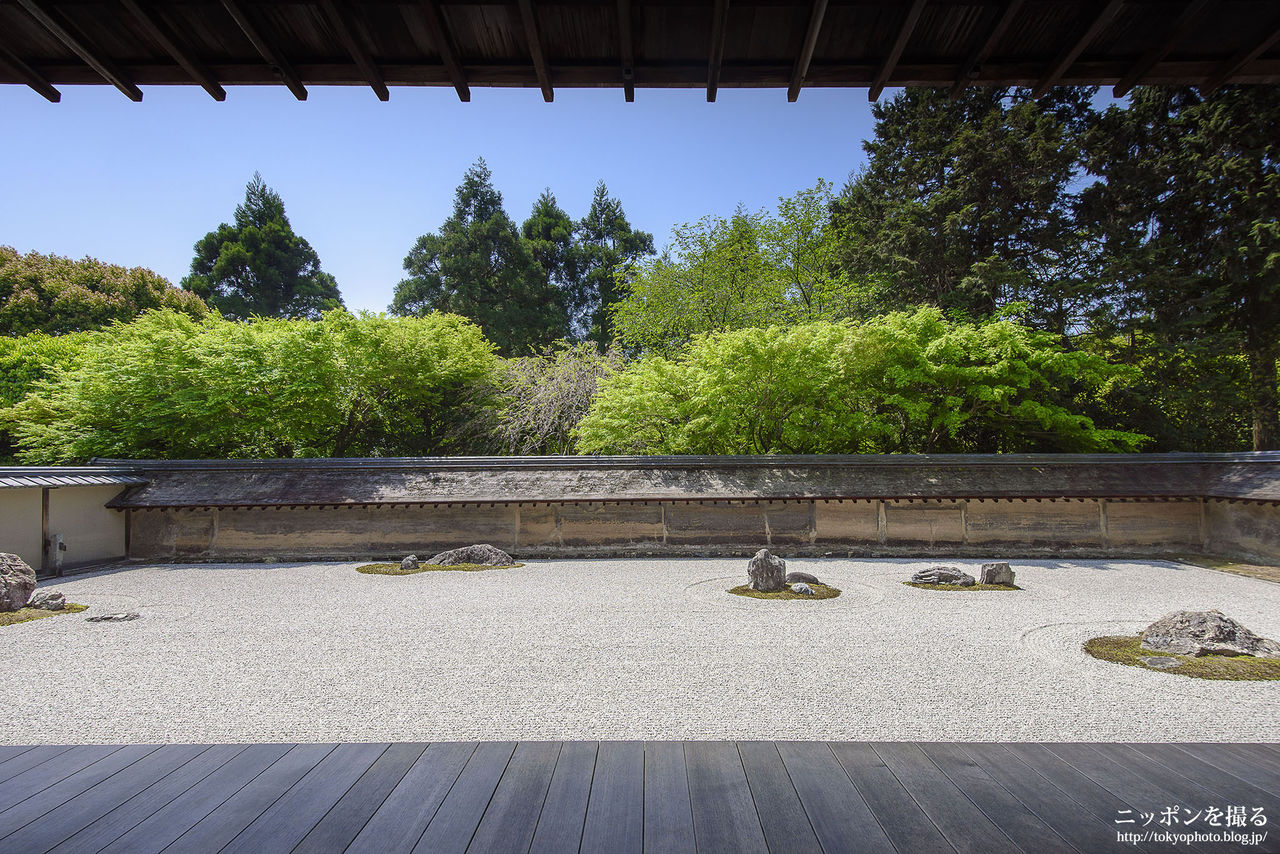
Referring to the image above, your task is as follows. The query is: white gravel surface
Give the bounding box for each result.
[2,558,1278,744]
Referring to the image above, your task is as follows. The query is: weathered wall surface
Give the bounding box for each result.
[124,496,1258,562]
[0,488,43,569]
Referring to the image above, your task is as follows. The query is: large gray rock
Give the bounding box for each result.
[785,571,820,585]
[400,555,420,572]
[1140,610,1280,659]
[979,562,1016,586]
[0,553,37,612]
[28,590,65,611]
[426,544,514,567]
[910,566,976,587]
[747,549,787,592]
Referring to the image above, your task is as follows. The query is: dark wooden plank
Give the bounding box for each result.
[684,741,767,854]
[778,741,896,854]
[0,746,34,767]
[98,743,293,854]
[222,742,387,853]
[919,743,1077,854]
[413,741,516,854]
[580,741,645,854]
[0,745,121,813]
[1176,744,1280,793]
[1222,743,1280,775]
[868,0,926,100]
[0,745,204,852]
[468,741,561,853]
[1096,744,1268,814]
[348,741,476,854]
[1130,743,1280,812]
[162,744,333,854]
[528,741,596,854]
[831,742,955,854]
[0,746,72,785]
[872,742,1020,854]
[962,743,1140,854]
[48,745,247,854]
[738,742,820,854]
[643,742,697,854]
[1001,743,1144,823]
[293,742,427,854]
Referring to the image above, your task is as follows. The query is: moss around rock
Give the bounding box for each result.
[0,603,88,627]
[356,562,523,576]
[728,582,841,600]
[903,582,1021,592]
[1084,635,1280,681]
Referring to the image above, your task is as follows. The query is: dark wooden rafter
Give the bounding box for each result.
[318,0,389,100]
[707,0,730,102]
[1204,20,1280,91]
[787,0,828,102]
[516,0,553,102]
[868,0,926,101]
[120,0,225,101]
[0,42,60,102]
[220,0,307,99]
[949,0,1023,99]
[416,0,470,102]
[617,0,635,101]
[1032,0,1125,98]
[1112,0,1209,97]
[14,0,142,100]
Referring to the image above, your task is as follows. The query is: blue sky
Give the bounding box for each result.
[0,84,878,312]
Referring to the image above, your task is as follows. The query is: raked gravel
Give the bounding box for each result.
[2,558,1278,744]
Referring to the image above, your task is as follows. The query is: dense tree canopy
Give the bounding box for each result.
[0,246,208,336]
[182,173,344,320]
[574,182,654,345]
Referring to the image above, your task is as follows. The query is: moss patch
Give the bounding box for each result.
[903,582,1022,592]
[0,603,89,627]
[1175,555,1280,585]
[1084,635,1280,681]
[728,583,842,600]
[357,562,523,576]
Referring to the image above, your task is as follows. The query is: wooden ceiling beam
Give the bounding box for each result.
[949,0,1022,99]
[120,0,225,101]
[1204,21,1280,92]
[417,0,471,102]
[617,0,634,101]
[707,0,730,102]
[220,0,307,99]
[1032,0,1124,98]
[14,0,142,101]
[1112,0,1209,97]
[0,42,60,102]
[516,0,553,102]
[318,0,389,100]
[868,0,926,101]
[787,0,828,102]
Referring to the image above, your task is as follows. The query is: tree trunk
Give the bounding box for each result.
[1245,333,1280,451]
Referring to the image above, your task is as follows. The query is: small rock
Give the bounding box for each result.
[1138,656,1182,669]
[979,562,1016,586]
[747,549,787,593]
[0,553,37,612]
[791,583,814,595]
[86,612,141,623]
[1140,610,1280,659]
[28,590,65,611]
[426,544,514,566]
[910,566,976,586]
[400,555,420,572]
[785,571,820,585]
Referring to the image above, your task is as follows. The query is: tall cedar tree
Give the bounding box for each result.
[576,182,655,345]
[1082,86,1280,450]
[392,160,565,355]
[182,173,343,320]
[521,189,579,322]
[832,87,1096,331]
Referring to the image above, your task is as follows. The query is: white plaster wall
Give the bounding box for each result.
[0,488,43,569]
[45,486,127,568]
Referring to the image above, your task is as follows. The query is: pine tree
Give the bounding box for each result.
[575,182,654,345]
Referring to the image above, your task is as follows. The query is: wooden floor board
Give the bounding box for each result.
[832,742,953,854]
[738,741,821,854]
[0,745,37,774]
[528,741,597,854]
[1129,743,1280,812]
[1168,743,1280,800]
[1219,743,1280,776]
[413,741,516,854]
[779,741,897,854]
[0,746,73,786]
[467,741,561,854]
[580,741,645,854]
[347,741,476,854]
[685,741,768,854]
[0,745,119,813]
[1001,743,1144,822]
[643,741,697,854]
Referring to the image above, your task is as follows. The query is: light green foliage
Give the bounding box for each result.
[611,181,867,353]
[0,331,98,462]
[0,245,208,335]
[182,173,344,320]
[2,310,497,463]
[494,342,623,455]
[576,308,1144,455]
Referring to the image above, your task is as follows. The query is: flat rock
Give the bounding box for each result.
[785,571,820,585]
[910,566,976,587]
[86,612,141,623]
[0,553,37,612]
[1140,610,1280,659]
[747,549,787,593]
[1138,656,1182,669]
[979,561,1016,586]
[426,544,514,566]
[400,555,420,572]
[28,590,65,611]
[791,583,814,596]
